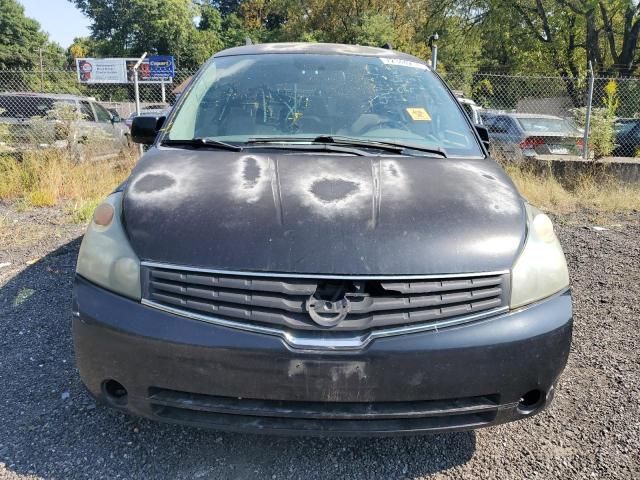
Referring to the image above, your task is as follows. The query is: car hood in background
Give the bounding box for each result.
[122,148,526,275]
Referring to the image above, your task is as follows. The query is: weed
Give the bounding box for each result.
[505,162,640,213]
[0,148,135,221]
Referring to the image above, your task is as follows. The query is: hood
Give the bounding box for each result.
[122,148,526,275]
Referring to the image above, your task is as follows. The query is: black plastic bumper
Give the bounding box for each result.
[72,275,572,436]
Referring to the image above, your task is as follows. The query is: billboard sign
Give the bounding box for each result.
[76,58,128,84]
[149,55,175,79]
[77,57,174,84]
[125,58,173,84]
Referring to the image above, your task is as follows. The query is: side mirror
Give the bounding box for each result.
[110,114,121,124]
[475,125,490,151]
[131,115,165,145]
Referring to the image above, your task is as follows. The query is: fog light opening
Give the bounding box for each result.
[518,389,544,414]
[102,379,128,406]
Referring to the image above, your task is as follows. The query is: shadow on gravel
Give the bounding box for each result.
[0,238,476,480]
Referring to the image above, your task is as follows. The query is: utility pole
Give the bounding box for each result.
[429,33,439,71]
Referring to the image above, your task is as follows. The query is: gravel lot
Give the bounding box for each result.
[1,203,638,479]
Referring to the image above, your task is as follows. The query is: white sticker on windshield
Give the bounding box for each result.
[380,58,429,70]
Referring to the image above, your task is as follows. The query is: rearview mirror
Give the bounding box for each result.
[475,125,490,151]
[131,116,165,145]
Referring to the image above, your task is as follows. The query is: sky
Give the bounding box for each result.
[19,0,91,48]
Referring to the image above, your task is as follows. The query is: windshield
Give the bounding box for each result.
[517,117,578,135]
[614,120,638,135]
[166,53,483,157]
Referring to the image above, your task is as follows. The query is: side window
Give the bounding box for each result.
[505,118,519,134]
[481,115,496,128]
[93,103,112,123]
[489,117,509,134]
[80,101,96,121]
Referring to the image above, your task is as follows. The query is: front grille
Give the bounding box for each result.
[141,265,509,332]
[148,387,500,433]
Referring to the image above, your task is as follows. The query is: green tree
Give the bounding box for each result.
[0,0,64,70]
[70,0,202,66]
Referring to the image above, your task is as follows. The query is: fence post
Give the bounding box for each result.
[133,52,147,115]
[39,47,44,92]
[133,52,147,157]
[583,61,595,160]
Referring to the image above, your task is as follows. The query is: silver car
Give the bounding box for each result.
[481,112,582,161]
[0,92,130,158]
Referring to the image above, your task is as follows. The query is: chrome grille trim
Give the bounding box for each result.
[141,261,509,280]
[141,298,508,351]
[140,261,510,351]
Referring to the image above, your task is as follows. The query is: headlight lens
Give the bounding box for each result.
[510,204,569,308]
[76,192,141,300]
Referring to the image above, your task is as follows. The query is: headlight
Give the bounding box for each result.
[510,203,569,308]
[76,192,141,300]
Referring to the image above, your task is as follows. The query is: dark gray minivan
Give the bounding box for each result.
[73,43,572,435]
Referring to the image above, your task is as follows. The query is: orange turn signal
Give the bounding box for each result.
[93,203,115,227]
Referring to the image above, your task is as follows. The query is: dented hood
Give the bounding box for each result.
[122,147,526,275]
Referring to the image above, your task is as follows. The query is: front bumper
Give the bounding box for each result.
[72,276,572,436]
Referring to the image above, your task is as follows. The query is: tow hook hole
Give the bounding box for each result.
[102,379,128,406]
[518,389,544,414]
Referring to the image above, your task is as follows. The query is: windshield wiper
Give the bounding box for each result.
[162,138,243,152]
[247,135,447,157]
[244,140,372,156]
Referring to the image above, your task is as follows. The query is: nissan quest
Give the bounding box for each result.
[72,43,572,435]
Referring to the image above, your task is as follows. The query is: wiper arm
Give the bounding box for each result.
[247,136,402,154]
[162,138,243,152]
[316,135,448,158]
[244,139,371,156]
[247,135,447,157]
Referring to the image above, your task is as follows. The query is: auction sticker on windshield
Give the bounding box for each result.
[380,58,429,70]
[406,107,432,121]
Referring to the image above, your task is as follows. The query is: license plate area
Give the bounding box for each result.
[549,145,569,154]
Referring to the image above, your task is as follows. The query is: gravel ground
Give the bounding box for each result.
[0,202,638,480]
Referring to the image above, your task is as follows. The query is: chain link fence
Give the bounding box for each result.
[0,68,197,162]
[445,71,640,159]
[2,67,640,161]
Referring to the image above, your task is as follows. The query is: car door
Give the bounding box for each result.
[485,115,510,148]
[78,100,98,142]
[92,101,126,153]
[614,121,640,157]
[486,116,522,160]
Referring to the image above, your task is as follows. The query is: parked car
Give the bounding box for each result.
[0,92,129,157]
[456,96,484,125]
[612,118,640,157]
[481,112,582,161]
[125,107,170,130]
[73,43,572,436]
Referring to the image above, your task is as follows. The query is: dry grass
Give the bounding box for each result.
[0,149,135,221]
[504,163,640,214]
[1,148,638,223]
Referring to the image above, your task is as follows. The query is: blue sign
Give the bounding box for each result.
[149,55,175,79]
